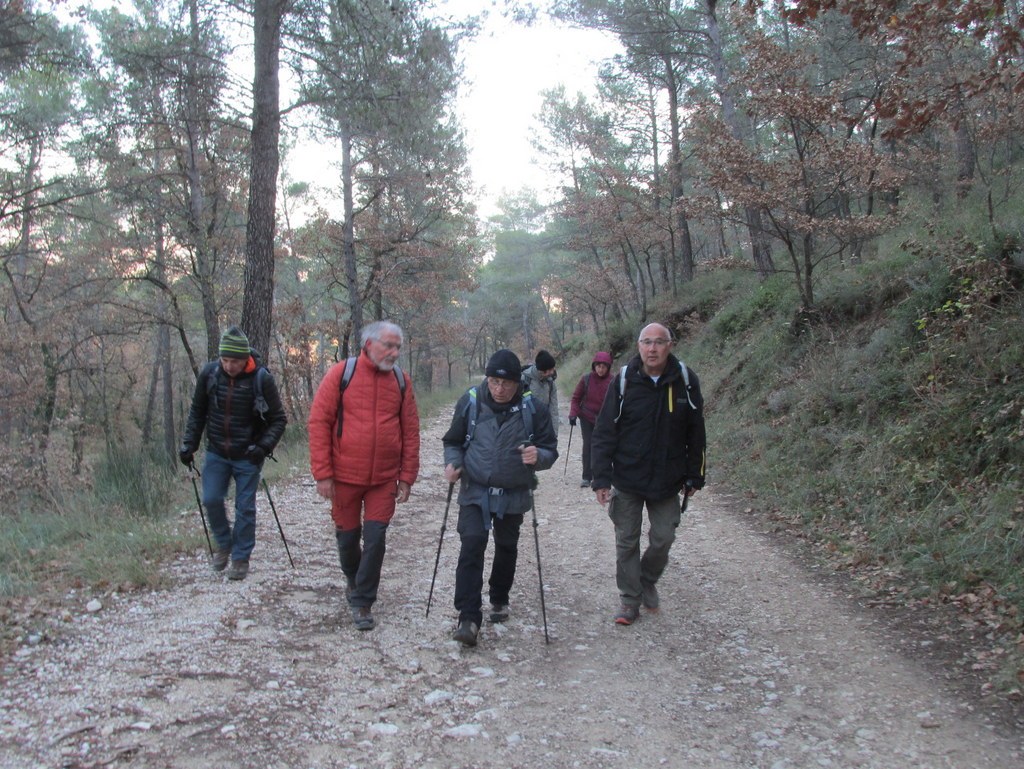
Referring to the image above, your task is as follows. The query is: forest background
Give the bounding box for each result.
[2,0,1023,695]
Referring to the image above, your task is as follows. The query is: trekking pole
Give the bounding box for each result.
[562,422,574,479]
[529,484,550,644]
[426,482,455,618]
[262,478,295,569]
[188,462,213,556]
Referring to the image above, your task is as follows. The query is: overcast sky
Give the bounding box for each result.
[451,9,621,217]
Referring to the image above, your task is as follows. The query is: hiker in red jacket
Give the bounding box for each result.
[308,321,420,632]
[568,350,614,488]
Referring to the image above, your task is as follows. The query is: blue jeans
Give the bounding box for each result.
[607,489,682,606]
[202,450,261,561]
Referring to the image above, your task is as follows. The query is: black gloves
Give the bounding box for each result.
[569,417,577,426]
[179,446,194,466]
[245,445,266,464]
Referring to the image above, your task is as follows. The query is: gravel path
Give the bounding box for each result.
[2,410,1022,768]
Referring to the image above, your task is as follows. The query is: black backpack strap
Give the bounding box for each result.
[518,392,535,443]
[335,357,359,438]
[252,367,270,420]
[203,361,221,406]
[336,357,407,438]
[614,365,628,423]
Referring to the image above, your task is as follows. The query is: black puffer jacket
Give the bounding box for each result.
[590,353,705,500]
[182,358,287,461]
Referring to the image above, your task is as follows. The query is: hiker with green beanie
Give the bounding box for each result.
[180,326,287,580]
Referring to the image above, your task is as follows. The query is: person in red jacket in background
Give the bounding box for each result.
[568,351,613,489]
[308,321,420,632]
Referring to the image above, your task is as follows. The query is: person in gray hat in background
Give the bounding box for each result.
[521,349,560,424]
[442,349,559,647]
[180,326,288,581]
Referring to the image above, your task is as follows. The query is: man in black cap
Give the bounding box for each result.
[520,349,560,424]
[441,349,559,646]
[180,326,287,580]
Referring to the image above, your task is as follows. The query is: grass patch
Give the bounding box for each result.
[696,234,1024,688]
[0,446,204,600]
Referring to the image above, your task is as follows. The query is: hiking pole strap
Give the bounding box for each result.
[426,482,455,618]
[262,478,294,569]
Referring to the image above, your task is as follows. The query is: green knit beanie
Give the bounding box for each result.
[219,326,251,359]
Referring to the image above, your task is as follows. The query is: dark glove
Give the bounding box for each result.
[178,446,194,466]
[245,444,266,464]
[684,478,703,493]
[569,416,577,426]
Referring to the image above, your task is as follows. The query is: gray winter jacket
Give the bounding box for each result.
[442,382,558,526]
[520,365,560,423]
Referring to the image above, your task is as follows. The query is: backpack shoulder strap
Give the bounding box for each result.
[614,365,628,423]
[335,356,359,437]
[461,386,479,448]
[676,359,695,409]
[340,356,358,389]
[252,366,271,420]
[203,360,221,402]
[520,392,535,443]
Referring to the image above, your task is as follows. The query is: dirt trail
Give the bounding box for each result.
[1,409,1022,768]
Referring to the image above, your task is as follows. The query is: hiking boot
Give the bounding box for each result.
[352,606,375,631]
[641,580,660,612]
[453,620,479,647]
[614,605,640,625]
[488,604,509,623]
[226,559,249,581]
[211,547,231,572]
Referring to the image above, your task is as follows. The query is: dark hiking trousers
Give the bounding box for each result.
[454,504,524,626]
[335,520,388,608]
[579,417,595,481]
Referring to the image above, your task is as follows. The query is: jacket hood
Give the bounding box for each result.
[591,351,613,370]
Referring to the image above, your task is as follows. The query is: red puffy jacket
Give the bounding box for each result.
[308,353,420,487]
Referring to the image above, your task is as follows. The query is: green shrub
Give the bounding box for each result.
[91,445,178,519]
[684,235,1024,689]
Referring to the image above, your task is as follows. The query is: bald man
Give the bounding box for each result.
[591,323,707,625]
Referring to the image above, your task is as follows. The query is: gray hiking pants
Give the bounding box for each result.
[607,489,682,606]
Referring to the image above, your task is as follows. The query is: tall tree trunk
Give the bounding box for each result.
[704,0,775,278]
[159,323,175,462]
[647,80,671,292]
[340,129,362,341]
[242,0,286,360]
[664,54,695,284]
[184,0,219,360]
